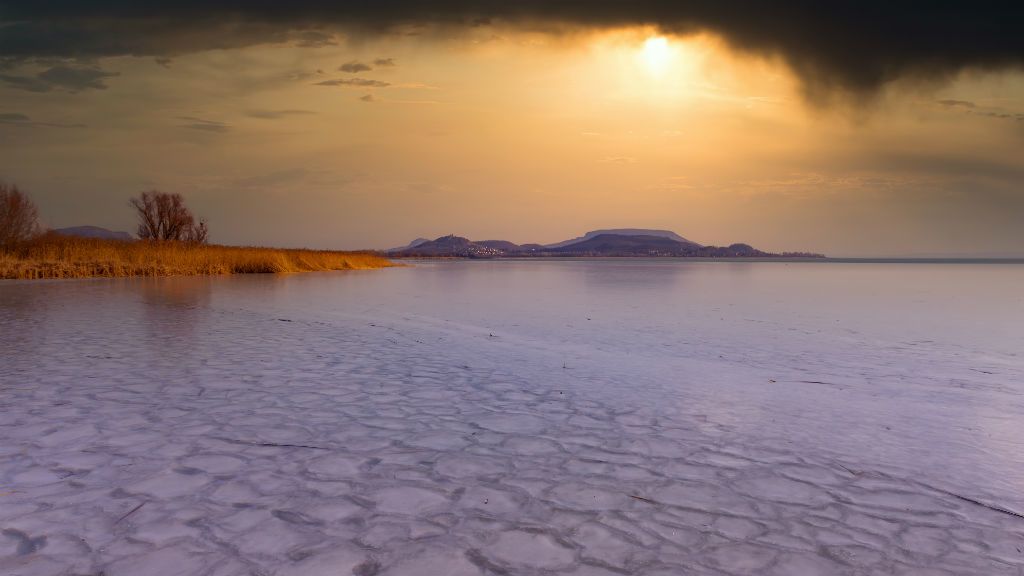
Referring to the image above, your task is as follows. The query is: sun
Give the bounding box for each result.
[641,36,672,74]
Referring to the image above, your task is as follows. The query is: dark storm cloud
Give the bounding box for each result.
[0,64,118,93]
[316,78,390,88]
[0,2,1020,96]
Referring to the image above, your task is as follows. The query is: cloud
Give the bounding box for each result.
[244,109,316,119]
[177,116,230,132]
[339,60,373,73]
[316,78,390,88]
[287,69,325,82]
[0,73,51,92]
[293,30,337,48]
[359,94,377,103]
[0,4,1020,98]
[38,65,119,91]
[338,57,396,75]
[0,112,31,123]
[0,112,86,128]
[935,99,1024,122]
[155,57,173,68]
[0,64,118,93]
[978,110,1024,122]
[937,99,976,109]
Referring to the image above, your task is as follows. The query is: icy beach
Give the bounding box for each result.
[2,260,1023,575]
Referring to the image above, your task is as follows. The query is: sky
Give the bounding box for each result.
[1,2,1022,256]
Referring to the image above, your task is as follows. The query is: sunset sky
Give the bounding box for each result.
[1,3,1022,256]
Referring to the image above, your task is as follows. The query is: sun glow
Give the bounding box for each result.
[578,30,731,103]
[641,36,672,74]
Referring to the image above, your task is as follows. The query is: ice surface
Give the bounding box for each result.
[2,261,1024,575]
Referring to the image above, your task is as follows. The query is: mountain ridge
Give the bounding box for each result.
[52,225,133,241]
[545,228,700,249]
[389,230,823,258]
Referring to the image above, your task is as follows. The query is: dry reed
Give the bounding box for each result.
[1,234,394,279]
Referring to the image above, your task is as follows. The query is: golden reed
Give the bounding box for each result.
[1,234,394,279]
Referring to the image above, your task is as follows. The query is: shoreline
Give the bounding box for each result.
[0,235,394,280]
[389,255,1024,264]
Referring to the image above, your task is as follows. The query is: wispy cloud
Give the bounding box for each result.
[316,78,390,88]
[0,65,119,93]
[244,109,316,119]
[935,99,1023,121]
[293,30,337,48]
[339,61,373,73]
[0,111,86,128]
[937,99,976,109]
[176,116,230,133]
[338,58,397,74]
[978,110,1024,121]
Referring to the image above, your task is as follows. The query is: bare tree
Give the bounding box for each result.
[185,219,208,244]
[0,183,40,250]
[130,191,208,243]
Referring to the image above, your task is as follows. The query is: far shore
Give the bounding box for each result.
[0,234,394,280]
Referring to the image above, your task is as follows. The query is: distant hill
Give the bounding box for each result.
[386,237,431,252]
[388,230,824,258]
[475,240,522,252]
[549,233,693,255]
[546,228,700,249]
[52,226,133,241]
[391,235,503,257]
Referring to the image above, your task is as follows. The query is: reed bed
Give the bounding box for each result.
[1,234,394,279]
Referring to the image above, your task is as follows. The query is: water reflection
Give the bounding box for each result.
[138,277,213,356]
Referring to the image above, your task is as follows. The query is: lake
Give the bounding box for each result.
[2,260,1023,574]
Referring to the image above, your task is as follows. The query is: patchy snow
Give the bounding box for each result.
[2,261,1024,575]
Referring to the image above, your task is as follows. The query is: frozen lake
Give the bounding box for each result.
[2,260,1024,575]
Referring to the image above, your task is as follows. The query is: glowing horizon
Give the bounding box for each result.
[1,22,1022,257]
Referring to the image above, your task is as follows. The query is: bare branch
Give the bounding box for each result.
[0,183,41,250]
[129,190,206,242]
